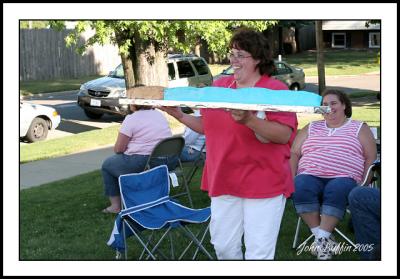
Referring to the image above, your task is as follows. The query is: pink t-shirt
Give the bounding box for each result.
[200,75,298,198]
[119,109,172,155]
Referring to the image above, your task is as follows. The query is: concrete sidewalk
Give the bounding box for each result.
[20,146,114,190]
[20,126,185,190]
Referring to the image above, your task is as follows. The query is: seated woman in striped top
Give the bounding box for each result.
[290,89,377,260]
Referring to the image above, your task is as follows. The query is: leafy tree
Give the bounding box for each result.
[365,20,381,28]
[20,20,50,29]
[50,20,278,89]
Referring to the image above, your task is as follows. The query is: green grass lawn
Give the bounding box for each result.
[18,94,379,261]
[19,166,360,261]
[20,125,120,164]
[20,111,184,164]
[20,75,103,96]
[283,49,380,76]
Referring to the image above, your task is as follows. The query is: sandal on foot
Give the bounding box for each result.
[102,207,120,214]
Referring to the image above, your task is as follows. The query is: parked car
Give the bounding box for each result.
[20,101,61,142]
[213,60,305,91]
[77,54,213,119]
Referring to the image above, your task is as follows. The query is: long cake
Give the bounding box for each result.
[164,87,322,107]
[124,86,328,113]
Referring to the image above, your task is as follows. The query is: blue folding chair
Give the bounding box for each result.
[107,165,214,260]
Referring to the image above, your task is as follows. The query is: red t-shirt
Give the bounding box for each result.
[200,75,298,198]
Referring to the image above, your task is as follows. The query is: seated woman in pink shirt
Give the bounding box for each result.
[101,104,176,214]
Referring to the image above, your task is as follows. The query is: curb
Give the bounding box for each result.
[363,71,380,76]
[21,90,78,100]
[306,72,380,79]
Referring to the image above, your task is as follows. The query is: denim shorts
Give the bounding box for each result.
[292,174,357,220]
[180,146,203,162]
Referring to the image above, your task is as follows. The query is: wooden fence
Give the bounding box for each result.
[20,27,316,81]
[19,29,121,81]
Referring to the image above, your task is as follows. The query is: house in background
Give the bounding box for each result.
[201,21,317,63]
[322,20,380,49]
[263,22,316,56]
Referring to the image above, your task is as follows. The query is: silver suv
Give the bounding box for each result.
[214,60,305,91]
[77,54,213,119]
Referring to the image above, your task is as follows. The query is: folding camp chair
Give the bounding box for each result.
[144,136,193,207]
[291,160,381,250]
[360,160,381,188]
[107,165,214,260]
[292,208,358,250]
[185,143,206,186]
[345,159,381,232]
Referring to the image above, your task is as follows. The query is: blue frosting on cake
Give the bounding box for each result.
[164,87,322,107]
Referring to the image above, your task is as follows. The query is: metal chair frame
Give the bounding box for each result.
[292,160,381,250]
[144,136,193,207]
[114,165,213,260]
[185,143,206,186]
[121,217,213,260]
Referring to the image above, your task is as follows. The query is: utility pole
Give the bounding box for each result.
[315,20,326,95]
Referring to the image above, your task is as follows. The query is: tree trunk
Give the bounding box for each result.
[294,26,300,53]
[194,43,201,57]
[278,26,284,55]
[315,20,326,95]
[212,52,219,64]
[133,33,168,87]
[291,40,297,54]
[115,31,135,89]
[120,53,135,89]
[194,36,201,57]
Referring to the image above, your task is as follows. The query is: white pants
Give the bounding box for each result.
[210,194,286,260]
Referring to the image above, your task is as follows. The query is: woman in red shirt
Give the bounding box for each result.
[163,28,297,259]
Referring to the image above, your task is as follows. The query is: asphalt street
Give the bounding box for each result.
[304,72,380,94]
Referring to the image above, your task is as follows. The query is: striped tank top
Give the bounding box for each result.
[297,119,365,183]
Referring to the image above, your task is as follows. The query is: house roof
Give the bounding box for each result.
[322,21,380,31]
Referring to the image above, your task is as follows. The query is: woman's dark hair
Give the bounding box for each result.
[322,89,353,117]
[131,105,153,111]
[229,28,275,76]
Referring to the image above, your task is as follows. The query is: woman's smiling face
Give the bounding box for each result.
[322,93,347,123]
[229,48,260,84]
